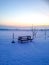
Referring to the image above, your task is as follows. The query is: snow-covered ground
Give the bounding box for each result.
[0,30,49,65]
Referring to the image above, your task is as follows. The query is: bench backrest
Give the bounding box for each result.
[18,36,31,40]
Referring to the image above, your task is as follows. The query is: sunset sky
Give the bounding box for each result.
[0,0,49,27]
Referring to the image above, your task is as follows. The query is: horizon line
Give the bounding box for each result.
[0,24,49,27]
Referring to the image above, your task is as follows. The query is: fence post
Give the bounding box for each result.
[12,33,15,43]
[45,29,46,40]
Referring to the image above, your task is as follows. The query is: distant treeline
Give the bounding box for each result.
[0,29,19,31]
[0,29,31,31]
[0,29,49,31]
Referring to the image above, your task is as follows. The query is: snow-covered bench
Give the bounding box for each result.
[18,36,32,42]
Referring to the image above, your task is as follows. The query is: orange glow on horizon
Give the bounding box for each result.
[1,22,49,27]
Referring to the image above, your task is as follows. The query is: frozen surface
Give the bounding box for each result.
[0,30,49,65]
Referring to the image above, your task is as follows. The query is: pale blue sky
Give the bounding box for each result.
[0,0,49,27]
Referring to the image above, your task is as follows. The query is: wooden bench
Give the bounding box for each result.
[18,36,32,42]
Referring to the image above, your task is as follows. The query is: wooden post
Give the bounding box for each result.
[45,29,46,40]
[32,25,34,40]
[12,33,15,43]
